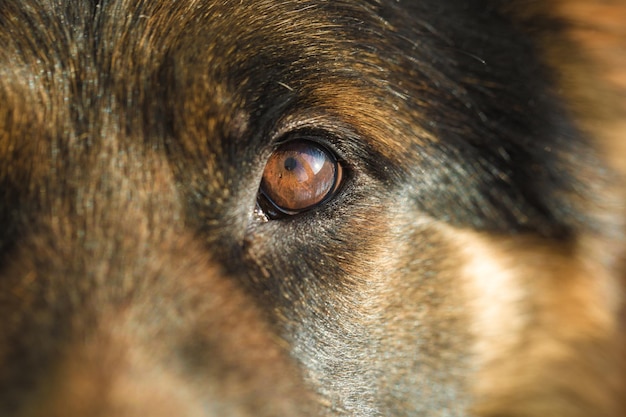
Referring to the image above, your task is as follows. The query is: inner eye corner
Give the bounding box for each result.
[256,134,346,220]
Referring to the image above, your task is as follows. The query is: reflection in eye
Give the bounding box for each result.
[260,140,343,214]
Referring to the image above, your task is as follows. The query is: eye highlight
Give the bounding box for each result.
[259,139,343,216]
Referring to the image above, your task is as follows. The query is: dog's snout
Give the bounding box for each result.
[19,332,207,417]
[0,224,316,417]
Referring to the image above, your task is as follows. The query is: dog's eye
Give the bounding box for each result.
[259,140,343,216]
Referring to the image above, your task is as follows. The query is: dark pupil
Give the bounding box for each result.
[284,157,298,171]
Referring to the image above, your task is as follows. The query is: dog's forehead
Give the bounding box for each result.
[0,1,395,154]
[0,0,602,238]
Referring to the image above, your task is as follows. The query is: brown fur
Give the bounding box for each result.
[0,1,624,416]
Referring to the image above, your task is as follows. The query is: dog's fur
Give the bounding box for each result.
[0,1,625,416]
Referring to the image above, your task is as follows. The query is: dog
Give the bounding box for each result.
[0,0,624,416]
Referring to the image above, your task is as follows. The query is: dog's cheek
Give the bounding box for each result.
[244,200,477,414]
[451,229,623,417]
[361,215,477,414]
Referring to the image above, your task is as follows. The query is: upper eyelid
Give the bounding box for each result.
[272,129,346,164]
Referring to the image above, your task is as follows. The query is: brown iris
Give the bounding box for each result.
[260,140,343,214]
